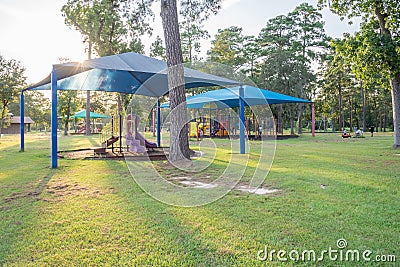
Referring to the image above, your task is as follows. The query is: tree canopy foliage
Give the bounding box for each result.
[318,0,400,147]
[61,0,153,57]
[0,55,26,135]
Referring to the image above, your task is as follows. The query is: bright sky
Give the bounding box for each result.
[0,0,360,85]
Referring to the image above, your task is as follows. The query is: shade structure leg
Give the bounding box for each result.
[157,99,161,147]
[239,85,245,154]
[209,106,212,137]
[152,108,156,137]
[311,102,315,137]
[51,66,58,168]
[20,90,25,152]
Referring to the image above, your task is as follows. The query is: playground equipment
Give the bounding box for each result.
[95,116,120,155]
[186,111,277,139]
[125,114,157,153]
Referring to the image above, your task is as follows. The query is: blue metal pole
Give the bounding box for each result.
[51,66,58,168]
[239,85,245,154]
[20,90,25,152]
[157,99,161,147]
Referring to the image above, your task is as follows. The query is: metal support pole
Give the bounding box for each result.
[20,90,25,152]
[157,99,161,147]
[119,114,122,152]
[239,85,245,154]
[152,108,156,137]
[51,66,58,168]
[209,106,212,137]
[312,102,315,137]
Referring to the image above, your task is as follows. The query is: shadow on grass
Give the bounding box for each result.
[0,139,56,265]
[100,159,242,265]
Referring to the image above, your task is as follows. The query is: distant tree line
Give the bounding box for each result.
[1,0,398,149]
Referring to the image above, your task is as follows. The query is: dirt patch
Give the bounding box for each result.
[46,183,91,197]
[166,176,281,195]
[0,205,10,211]
[384,160,398,166]
[168,176,216,188]
[44,182,113,201]
[235,184,281,195]
[60,150,96,159]
[3,191,41,203]
[179,180,217,189]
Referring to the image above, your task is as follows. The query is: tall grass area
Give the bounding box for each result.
[0,132,398,266]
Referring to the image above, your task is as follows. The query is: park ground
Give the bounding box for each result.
[0,132,399,266]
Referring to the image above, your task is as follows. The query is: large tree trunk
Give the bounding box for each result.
[161,0,191,161]
[0,106,6,136]
[373,96,379,132]
[338,87,343,131]
[383,103,387,132]
[277,105,283,134]
[361,81,367,132]
[390,73,400,148]
[349,98,353,131]
[64,98,71,136]
[297,104,303,134]
[289,107,295,135]
[374,5,399,148]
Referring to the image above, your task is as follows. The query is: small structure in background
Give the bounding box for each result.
[70,110,109,134]
[2,115,34,134]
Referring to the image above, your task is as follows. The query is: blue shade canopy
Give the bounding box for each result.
[160,85,311,109]
[70,110,110,119]
[27,52,238,97]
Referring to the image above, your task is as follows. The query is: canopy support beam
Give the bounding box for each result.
[157,99,161,147]
[312,102,315,137]
[51,66,58,168]
[20,90,25,152]
[152,107,156,137]
[239,85,245,154]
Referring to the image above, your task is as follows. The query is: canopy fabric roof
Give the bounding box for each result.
[27,52,238,97]
[70,110,110,119]
[160,85,311,109]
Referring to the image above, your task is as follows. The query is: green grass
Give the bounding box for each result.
[0,132,399,266]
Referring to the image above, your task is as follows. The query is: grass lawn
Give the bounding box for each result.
[0,132,399,266]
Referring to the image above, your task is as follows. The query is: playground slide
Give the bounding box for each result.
[136,132,157,148]
[125,114,157,152]
[78,126,85,133]
[126,134,146,153]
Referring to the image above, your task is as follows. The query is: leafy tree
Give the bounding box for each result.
[318,0,400,147]
[0,55,26,136]
[242,36,261,79]
[180,20,209,63]
[257,4,327,134]
[208,26,247,71]
[62,0,150,135]
[316,49,357,131]
[61,0,153,57]
[89,92,108,114]
[58,91,80,135]
[289,3,328,133]
[9,91,51,131]
[179,0,212,63]
[150,36,166,60]
[257,15,305,134]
